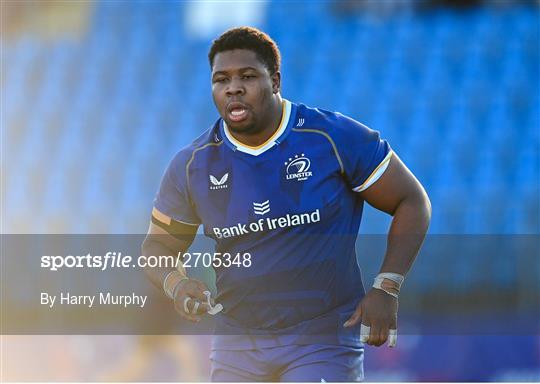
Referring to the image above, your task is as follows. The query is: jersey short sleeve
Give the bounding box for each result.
[334,113,392,192]
[153,150,201,225]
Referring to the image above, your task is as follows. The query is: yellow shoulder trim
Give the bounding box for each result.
[353,151,393,192]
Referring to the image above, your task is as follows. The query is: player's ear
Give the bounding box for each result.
[271,71,281,94]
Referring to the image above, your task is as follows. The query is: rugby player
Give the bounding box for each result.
[143,26,431,382]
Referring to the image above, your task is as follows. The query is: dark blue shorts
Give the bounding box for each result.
[210,344,364,382]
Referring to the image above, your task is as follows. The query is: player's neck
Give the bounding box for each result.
[230,96,283,148]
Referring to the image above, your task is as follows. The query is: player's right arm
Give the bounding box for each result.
[142,147,217,322]
[141,210,213,322]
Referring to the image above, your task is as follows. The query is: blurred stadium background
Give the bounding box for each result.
[1,0,539,381]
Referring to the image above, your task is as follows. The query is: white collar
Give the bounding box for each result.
[223,99,292,156]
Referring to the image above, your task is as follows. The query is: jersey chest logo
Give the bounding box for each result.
[209,173,229,190]
[284,153,313,182]
[253,200,270,216]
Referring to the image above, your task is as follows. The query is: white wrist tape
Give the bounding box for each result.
[163,270,188,300]
[373,272,404,299]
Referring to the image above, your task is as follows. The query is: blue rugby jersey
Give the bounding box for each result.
[154,100,392,349]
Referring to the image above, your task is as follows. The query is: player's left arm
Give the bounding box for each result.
[344,152,431,346]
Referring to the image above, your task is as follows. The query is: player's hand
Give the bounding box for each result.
[173,278,214,323]
[343,288,398,347]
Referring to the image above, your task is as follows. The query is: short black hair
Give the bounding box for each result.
[208,26,281,75]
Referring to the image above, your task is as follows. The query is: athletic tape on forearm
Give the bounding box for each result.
[372,272,404,299]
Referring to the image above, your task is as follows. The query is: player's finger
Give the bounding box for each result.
[344,306,362,327]
[180,293,210,316]
[192,300,200,314]
[183,296,191,314]
[173,294,210,321]
[379,325,389,347]
[192,281,211,300]
[368,324,382,346]
[203,290,217,307]
[360,323,370,343]
[185,297,212,315]
[388,328,398,348]
[388,316,398,348]
[173,296,200,322]
[194,301,212,314]
[183,283,207,302]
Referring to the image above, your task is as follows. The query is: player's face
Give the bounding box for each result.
[211,49,280,133]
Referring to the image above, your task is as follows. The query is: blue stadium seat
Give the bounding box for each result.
[3,4,538,241]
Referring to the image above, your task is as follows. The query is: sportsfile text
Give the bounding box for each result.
[40,251,251,271]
